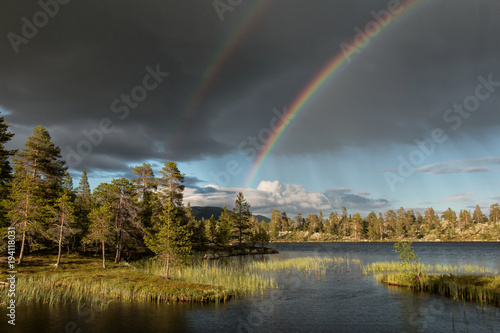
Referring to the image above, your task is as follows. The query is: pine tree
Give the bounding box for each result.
[232,192,251,245]
[9,126,66,264]
[351,212,363,240]
[396,207,406,238]
[384,210,397,238]
[132,163,157,230]
[49,193,76,267]
[366,211,378,240]
[84,204,115,268]
[145,202,191,279]
[328,212,338,236]
[489,203,500,223]
[216,205,232,246]
[270,208,282,231]
[20,126,67,202]
[281,211,290,232]
[62,171,74,195]
[94,179,139,263]
[294,213,304,231]
[207,214,217,244]
[0,114,15,228]
[157,162,185,207]
[308,213,320,233]
[9,163,45,264]
[473,205,485,224]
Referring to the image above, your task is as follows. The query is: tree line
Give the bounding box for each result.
[0,118,267,278]
[1,117,498,276]
[267,204,500,241]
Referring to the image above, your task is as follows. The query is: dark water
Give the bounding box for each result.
[3,242,500,333]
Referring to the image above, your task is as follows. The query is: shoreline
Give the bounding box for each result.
[269,239,500,243]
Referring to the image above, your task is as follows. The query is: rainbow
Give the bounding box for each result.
[167,0,274,148]
[243,0,433,189]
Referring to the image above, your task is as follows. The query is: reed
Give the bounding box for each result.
[363,261,498,275]
[0,254,356,306]
[0,257,230,306]
[365,260,500,307]
[133,256,358,297]
[378,273,500,306]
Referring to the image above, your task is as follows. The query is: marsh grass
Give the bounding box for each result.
[0,254,229,306]
[365,261,500,306]
[363,261,498,275]
[0,254,357,306]
[378,273,500,306]
[133,256,360,297]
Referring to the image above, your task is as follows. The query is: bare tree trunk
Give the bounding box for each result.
[115,228,122,263]
[164,258,170,279]
[56,207,65,268]
[19,192,29,265]
[102,241,106,268]
[18,230,26,265]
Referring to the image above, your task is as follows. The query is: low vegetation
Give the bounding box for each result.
[0,253,356,306]
[364,241,500,307]
[0,254,230,306]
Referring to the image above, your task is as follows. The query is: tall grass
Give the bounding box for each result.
[378,273,500,306]
[0,259,229,306]
[363,261,498,275]
[1,254,358,306]
[133,256,359,297]
[365,260,500,307]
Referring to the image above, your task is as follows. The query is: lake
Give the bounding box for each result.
[4,242,500,332]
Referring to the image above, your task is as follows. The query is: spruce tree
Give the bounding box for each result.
[132,163,157,230]
[74,170,93,249]
[216,206,232,246]
[145,201,191,279]
[232,192,251,245]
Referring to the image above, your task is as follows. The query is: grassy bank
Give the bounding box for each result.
[1,253,353,306]
[364,261,500,306]
[0,254,229,306]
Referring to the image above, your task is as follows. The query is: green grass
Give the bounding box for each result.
[0,254,357,306]
[133,256,360,297]
[363,261,498,275]
[378,273,500,306]
[0,254,229,306]
[364,260,500,306]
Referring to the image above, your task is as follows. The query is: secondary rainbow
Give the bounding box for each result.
[167,0,274,149]
[243,0,432,189]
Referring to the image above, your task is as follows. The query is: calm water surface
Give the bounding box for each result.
[4,242,500,333]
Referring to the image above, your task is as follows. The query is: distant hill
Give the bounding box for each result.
[191,206,270,223]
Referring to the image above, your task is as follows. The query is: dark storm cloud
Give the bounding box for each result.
[323,188,391,211]
[1,0,499,175]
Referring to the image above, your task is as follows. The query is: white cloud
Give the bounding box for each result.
[184,180,392,217]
